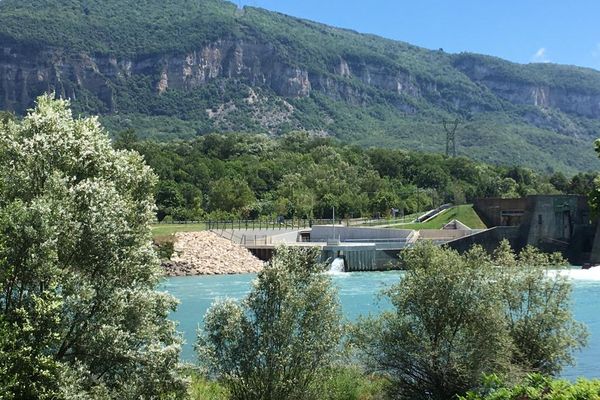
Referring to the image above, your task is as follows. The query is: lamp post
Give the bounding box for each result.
[332,206,336,241]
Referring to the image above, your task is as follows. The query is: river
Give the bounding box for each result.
[161,268,600,379]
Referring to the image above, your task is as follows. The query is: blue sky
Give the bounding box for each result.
[238,0,600,71]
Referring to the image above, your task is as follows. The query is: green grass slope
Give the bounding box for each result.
[397,205,487,230]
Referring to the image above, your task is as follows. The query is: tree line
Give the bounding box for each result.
[116,130,598,222]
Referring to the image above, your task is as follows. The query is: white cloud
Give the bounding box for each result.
[531,47,550,63]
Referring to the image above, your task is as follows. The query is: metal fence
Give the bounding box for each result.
[201,219,342,230]
[155,216,421,231]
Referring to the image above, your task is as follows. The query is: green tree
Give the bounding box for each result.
[0,111,15,124]
[0,95,185,398]
[208,177,255,215]
[372,189,399,215]
[156,179,185,221]
[197,247,342,400]
[493,242,587,375]
[498,177,520,198]
[112,128,138,150]
[549,171,569,193]
[352,243,511,400]
[275,173,315,218]
[352,241,587,400]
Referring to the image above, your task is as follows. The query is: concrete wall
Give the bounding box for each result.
[472,195,594,263]
[589,222,600,265]
[473,197,527,227]
[418,229,479,241]
[446,227,522,254]
[310,225,415,242]
[568,224,595,265]
[520,195,590,249]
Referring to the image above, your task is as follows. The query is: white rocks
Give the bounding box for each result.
[163,231,264,276]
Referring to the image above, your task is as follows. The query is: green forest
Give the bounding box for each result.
[116,131,598,222]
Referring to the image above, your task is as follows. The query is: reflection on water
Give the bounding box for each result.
[161,269,599,379]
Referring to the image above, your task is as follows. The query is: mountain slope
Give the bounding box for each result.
[1,0,600,173]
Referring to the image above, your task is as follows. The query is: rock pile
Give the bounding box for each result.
[163,231,264,276]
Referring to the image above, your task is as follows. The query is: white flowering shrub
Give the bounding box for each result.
[0,95,185,399]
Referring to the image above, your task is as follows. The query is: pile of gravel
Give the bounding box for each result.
[163,231,264,276]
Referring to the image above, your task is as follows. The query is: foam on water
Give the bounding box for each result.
[547,268,600,282]
[327,257,345,274]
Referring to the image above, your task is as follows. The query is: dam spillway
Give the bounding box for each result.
[236,225,419,271]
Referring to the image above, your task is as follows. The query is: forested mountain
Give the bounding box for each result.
[1,0,600,173]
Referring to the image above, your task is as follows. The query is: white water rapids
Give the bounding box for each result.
[329,257,345,274]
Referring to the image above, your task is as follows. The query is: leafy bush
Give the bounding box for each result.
[460,374,600,400]
[189,374,230,400]
[197,246,342,400]
[321,366,388,400]
[155,239,175,261]
[0,95,186,398]
[351,241,587,400]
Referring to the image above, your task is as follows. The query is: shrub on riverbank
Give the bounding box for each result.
[197,247,342,400]
[189,374,230,400]
[0,95,185,398]
[321,366,388,400]
[351,241,587,400]
[460,374,600,400]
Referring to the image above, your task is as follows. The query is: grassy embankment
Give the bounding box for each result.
[151,223,206,241]
[391,204,487,230]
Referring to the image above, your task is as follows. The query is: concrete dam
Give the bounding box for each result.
[215,223,474,272]
[211,194,600,271]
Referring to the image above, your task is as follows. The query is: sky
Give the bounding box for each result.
[237,0,600,71]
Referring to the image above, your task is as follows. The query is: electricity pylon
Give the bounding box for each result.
[443,118,461,157]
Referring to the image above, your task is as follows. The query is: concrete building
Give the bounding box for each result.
[450,195,594,264]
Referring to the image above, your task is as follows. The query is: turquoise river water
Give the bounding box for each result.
[161,269,600,379]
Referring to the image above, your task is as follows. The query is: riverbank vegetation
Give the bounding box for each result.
[193,242,590,400]
[460,374,600,400]
[351,241,586,399]
[0,96,185,398]
[188,371,600,400]
[197,247,342,400]
[118,131,598,223]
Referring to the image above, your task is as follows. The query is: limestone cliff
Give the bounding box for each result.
[453,55,600,119]
[3,39,599,122]
[0,41,313,114]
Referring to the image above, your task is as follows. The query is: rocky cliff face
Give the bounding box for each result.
[4,39,600,123]
[454,57,600,119]
[0,40,315,114]
[1,38,433,116]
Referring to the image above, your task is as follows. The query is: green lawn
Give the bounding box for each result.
[151,223,206,239]
[389,205,487,230]
[354,212,422,227]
